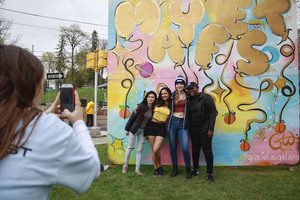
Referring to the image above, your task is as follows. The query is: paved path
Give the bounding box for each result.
[91,129,107,145]
[88,114,107,145]
[92,136,107,145]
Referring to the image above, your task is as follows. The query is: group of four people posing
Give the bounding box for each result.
[123,75,217,182]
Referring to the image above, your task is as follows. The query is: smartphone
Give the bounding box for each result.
[60,83,75,113]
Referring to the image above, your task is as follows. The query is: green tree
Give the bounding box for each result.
[91,30,99,51]
[41,52,56,88]
[74,46,89,88]
[60,24,87,82]
[86,30,101,85]
[99,38,108,51]
[41,52,56,73]
[90,31,108,85]
[55,35,67,73]
[73,70,86,88]
[63,69,85,88]
[55,35,67,90]
[0,17,12,45]
[0,1,19,45]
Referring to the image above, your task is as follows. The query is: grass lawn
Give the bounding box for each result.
[41,88,107,104]
[49,145,300,200]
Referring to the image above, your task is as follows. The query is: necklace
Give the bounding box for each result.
[178,94,186,100]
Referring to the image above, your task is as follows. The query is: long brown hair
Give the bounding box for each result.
[157,87,171,108]
[0,45,44,160]
[137,91,157,122]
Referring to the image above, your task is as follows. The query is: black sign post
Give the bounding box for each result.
[46,73,64,80]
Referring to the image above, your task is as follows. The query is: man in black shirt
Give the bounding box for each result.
[187,82,217,182]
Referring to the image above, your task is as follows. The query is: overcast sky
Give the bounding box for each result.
[0,0,108,58]
[0,0,299,59]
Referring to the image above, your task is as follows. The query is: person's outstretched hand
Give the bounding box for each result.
[45,92,66,120]
[208,131,214,138]
[63,91,83,124]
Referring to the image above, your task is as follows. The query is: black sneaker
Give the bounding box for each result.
[206,174,214,183]
[154,169,159,177]
[158,167,165,176]
[192,168,199,176]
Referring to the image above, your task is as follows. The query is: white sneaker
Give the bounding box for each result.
[122,165,128,174]
[135,170,143,175]
[103,165,109,171]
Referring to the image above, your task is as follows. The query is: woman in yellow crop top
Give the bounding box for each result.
[144,87,172,177]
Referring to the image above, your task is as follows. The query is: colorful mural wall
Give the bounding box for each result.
[107,0,299,166]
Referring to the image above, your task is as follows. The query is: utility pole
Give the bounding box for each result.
[86,49,108,136]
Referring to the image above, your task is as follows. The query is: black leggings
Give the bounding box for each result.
[190,126,214,174]
[86,114,93,126]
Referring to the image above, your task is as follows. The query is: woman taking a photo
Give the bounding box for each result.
[123,91,157,175]
[166,75,192,179]
[0,45,100,200]
[145,87,172,177]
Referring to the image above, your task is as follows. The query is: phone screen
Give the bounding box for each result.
[60,83,75,112]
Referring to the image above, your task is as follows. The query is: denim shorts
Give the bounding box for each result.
[144,121,166,138]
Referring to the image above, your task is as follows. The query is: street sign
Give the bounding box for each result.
[46,73,64,80]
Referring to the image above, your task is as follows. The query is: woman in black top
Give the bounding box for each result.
[187,82,217,182]
[122,91,157,175]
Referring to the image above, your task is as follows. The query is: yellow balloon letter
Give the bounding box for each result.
[115,0,161,40]
[115,2,135,40]
[236,30,270,76]
[253,0,291,42]
[148,28,184,63]
[217,0,252,39]
[168,0,205,47]
[195,24,229,70]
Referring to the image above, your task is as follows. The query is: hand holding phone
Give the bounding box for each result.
[62,90,83,124]
[60,83,75,113]
[45,92,66,120]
